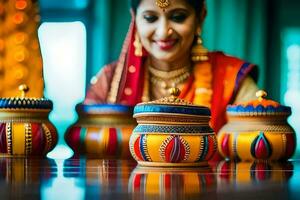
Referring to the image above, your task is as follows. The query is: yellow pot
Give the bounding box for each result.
[0,85,57,157]
[129,88,217,167]
[218,90,296,161]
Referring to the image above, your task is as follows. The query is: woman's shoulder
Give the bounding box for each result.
[84,61,118,104]
[209,51,248,65]
[95,62,118,78]
[193,51,257,78]
[209,51,258,79]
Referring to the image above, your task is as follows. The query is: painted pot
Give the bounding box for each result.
[129,88,217,167]
[0,85,57,156]
[65,104,136,158]
[218,90,296,161]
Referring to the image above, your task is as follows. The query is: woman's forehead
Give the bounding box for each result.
[137,0,192,12]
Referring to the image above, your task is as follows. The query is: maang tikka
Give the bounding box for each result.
[156,0,170,11]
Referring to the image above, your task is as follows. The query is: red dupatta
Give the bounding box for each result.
[107,12,148,106]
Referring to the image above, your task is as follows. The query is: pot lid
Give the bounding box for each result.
[227,90,291,116]
[133,88,211,118]
[77,103,133,115]
[0,84,53,110]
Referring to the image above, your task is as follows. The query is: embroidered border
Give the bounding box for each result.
[134,125,213,134]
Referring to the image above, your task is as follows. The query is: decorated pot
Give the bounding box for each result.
[0,85,57,156]
[129,88,217,167]
[65,104,136,158]
[218,90,296,161]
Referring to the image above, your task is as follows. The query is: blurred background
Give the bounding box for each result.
[0,0,299,158]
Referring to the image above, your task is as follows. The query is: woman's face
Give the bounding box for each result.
[135,0,198,63]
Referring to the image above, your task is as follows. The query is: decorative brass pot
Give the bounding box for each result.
[129,88,217,167]
[0,85,57,156]
[218,91,296,161]
[65,104,136,158]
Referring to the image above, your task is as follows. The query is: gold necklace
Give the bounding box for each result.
[150,71,190,89]
[149,66,191,97]
[148,65,190,79]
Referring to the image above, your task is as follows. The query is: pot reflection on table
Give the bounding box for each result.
[62,159,137,198]
[128,166,216,199]
[0,158,57,199]
[216,160,294,185]
[0,158,57,183]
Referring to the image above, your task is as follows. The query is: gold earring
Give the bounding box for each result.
[191,34,208,62]
[134,32,143,57]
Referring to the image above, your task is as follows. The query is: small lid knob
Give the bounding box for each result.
[18,84,29,98]
[256,90,267,102]
[169,87,181,97]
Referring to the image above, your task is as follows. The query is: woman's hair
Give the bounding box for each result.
[130,0,205,17]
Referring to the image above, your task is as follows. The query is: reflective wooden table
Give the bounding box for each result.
[0,157,299,199]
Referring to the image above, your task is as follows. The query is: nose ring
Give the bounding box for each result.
[167,28,173,35]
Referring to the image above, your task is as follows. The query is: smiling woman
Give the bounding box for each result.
[84,0,259,133]
[135,0,197,64]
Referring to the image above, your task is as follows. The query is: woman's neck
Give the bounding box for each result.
[149,56,191,71]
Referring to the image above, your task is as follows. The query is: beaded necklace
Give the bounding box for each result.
[148,65,191,97]
[142,60,213,109]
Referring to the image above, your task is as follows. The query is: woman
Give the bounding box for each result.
[84,0,258,133]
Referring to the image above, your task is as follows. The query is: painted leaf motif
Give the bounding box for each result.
[133,135,149,161]
[251,132,272,159]
[164,136,186,163]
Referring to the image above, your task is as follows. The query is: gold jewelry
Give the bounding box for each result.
[156,0,170,11]
[167,28,173,35]
[191,34,209,62]
[149,66,191,97]
[133,32,143,57]
[148,65,190,79]
[150,72,190,88]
